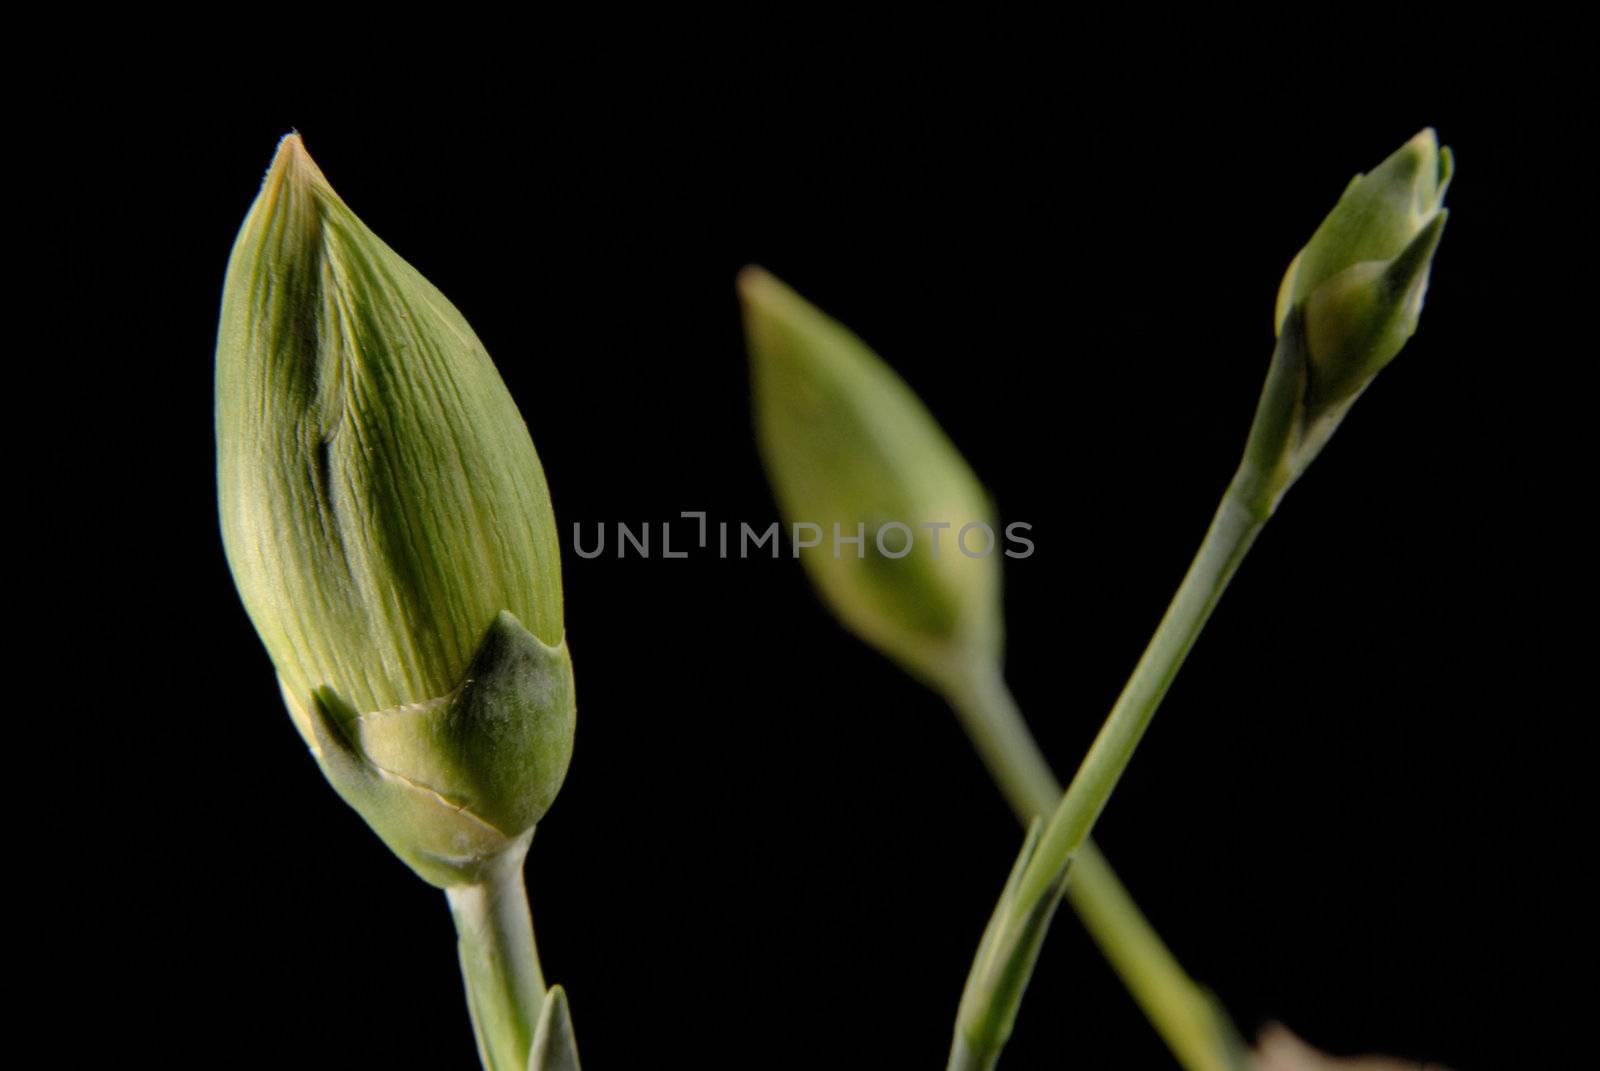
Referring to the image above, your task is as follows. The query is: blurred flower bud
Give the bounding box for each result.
[216,135,575,887]
[739,266,1001,691]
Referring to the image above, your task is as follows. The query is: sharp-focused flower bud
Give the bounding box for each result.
[1275,129,1452,333]
[739,266,1001,691]
[1300,212,1447,408]
[1235,131,1453,516]
[1275,129,1452,414]
[217,135,575,887]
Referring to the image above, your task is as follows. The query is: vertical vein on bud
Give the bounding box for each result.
[218,134,564,720]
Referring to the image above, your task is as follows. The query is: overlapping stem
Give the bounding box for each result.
[949,663,1252,1071]
[949,464,1269,1070]
[1015,482,1261,914]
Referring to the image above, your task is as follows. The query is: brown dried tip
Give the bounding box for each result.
[1255,1024,1452,1071]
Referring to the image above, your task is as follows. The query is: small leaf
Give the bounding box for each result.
[528,986,581,1071]
[950,820,1072,1068]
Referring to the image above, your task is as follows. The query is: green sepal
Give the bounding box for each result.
[1302,211,1448,410]
[1232,308,1322,518]
[950,820,1072,1068]
[355,610,577,838]
[528,986,581,1071]
[285,610,576,888]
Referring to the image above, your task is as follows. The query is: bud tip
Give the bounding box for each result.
[1383,207,1449,296]
[260,131,331,207]
[736,263,780,303]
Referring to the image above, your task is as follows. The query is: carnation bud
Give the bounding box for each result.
[216,135,575,887]
[1236,130,1453,514]
[739,266,1002,692]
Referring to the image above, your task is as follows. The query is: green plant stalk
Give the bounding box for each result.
[1014,482,1262,918]
[949,465,1268,1070]
[447,836,547,1071]
[946,129,1450,1069]
[949,664,1251,1071]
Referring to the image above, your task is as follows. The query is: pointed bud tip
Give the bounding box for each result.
[736,263,784,305]
[1390,128,1453,206]
[1395,127,1438,166]
[269,131,319,176]
[1373,127,1438,184]
[737,265,813,363]
[258,132,334,213]
[271,131,307,164]
[1382,208,1449,293]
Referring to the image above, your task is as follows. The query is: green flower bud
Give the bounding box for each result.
[1275,129,1452,332]
[1300,212,1447,409]
[1275,128,1452,413]
[217,135,575,886]
[1235,131,1453,515]
[739,266,1001,690]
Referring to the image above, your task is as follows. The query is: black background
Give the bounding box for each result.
[61,55,1585,1069]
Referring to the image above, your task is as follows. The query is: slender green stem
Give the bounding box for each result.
[948,663,1250,1071]
[947,464,1268,1068]
[447,835,547,1071]
[1014,477,1263,914]
[1068,845,1248,1071]
[949,1031,997,1071]
[947,660,1060,820]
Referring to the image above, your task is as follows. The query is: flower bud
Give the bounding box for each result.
[217,135,575,886]
[1235,131,1454,515]
[1301,212,1447,408]
[1275,129,1452,331]
[1275,129,1452,412]
[739,267,1001,690]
